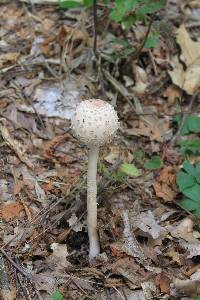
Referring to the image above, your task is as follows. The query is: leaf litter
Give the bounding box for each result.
[0,1,200,299]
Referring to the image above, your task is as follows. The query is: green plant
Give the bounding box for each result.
[59,0,166,53]
[98,161,141,182]
[177,160,200,218]
[175,114,200,135]
[59,0,93,8]
[51,291,63,300]
[177,139,200,157]
[144,155,163,170]
[174,114,200,157]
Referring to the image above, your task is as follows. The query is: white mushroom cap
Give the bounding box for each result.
[71,99,119,147]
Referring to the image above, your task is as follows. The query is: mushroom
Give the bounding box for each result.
[71,99,119,259]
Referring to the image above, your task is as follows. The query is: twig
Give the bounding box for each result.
[170,89,200,146]
[0,248,29,278]
[10,82,45,130]
[0,254,10,290]
[93,0,98,55]
[129,17,154,62]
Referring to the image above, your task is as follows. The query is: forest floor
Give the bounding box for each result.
[0,0,200,299]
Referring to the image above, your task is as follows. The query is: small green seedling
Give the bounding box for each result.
[177,160,200,218]
[51,291,63,300]
[144,155,163,170]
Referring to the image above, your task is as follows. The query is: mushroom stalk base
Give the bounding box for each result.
[87,146,100,259]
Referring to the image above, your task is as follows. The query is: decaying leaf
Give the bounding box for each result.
[164,85,182,107]
[153,166,177,202]
[67,213,84,232]
[47,243,71,270]
[0,53,20,68]
[126,115,170,142]
[168,25,200,95]
[133,211,167,239]
[170,218,200,258]
[171,273,200,297]
[132,65,148,94]
[155,273,171,294]
[1,202,24,221]
[0,125,33,169]
[112,257,146,289]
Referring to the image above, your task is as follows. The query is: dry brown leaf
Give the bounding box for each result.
[132,65,148,94]
[153,166,177,202]
[43,133,70,159]
[1,202,24,221]
[166,248,181,265]
[0,125,33,169]
[155,273,171,294]
[1,286,16,300]
[153,182,176,202]
[177,24,200,66]
[126,116,170,142]
[104,146,133,164]
[169,25,200,95]
[0,53,20,68]
[112,257,145,289]
[164,85,182,107]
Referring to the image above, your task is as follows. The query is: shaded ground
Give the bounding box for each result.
[0,0,200,299]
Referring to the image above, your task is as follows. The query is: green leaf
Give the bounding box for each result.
[134,150,145,161]
[51,291,63,300]
[144,31,159,49]
[176,171,196,192]
[120,163,141,177]
[187,115,200,133]
[109,0,138,22]
[59,0,83,8]
[179,115,200,135]
[137,0,166,15]
[193,208,200,219]
[177,139,200,156]
[195,295,200,300]
[195,162,200,183]
[111,38,130,47]
[112,171,126,182]
[122,15,136,29]
[144,155,163,170]
[182,160,196,176]
[180,198,200,211]
[183,184,200,202]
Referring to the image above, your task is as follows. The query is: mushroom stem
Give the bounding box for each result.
[87,146,100,259]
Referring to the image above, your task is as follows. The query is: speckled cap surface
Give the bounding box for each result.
[71,99,119,147]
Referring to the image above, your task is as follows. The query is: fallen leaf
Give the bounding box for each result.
[104,146,133,164]
[132,65,148,94]
[67,213,84,232]
[0,125,33,169]
[126,115,170,142]
[0,53,20,68]
[43,133,70,159]
[164,85,182,107]
[112,257,145,289]
[153,166,177,202]
[1,286,16,300]
[47,243,72,270]
[171,276,200,297]
[166,248,181,265]
[1,202,24,221]
[153,182,176,202]
[177,24,200,65]
[133,211,167,239]
[155,273,171,294]
[169,25,200,95]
